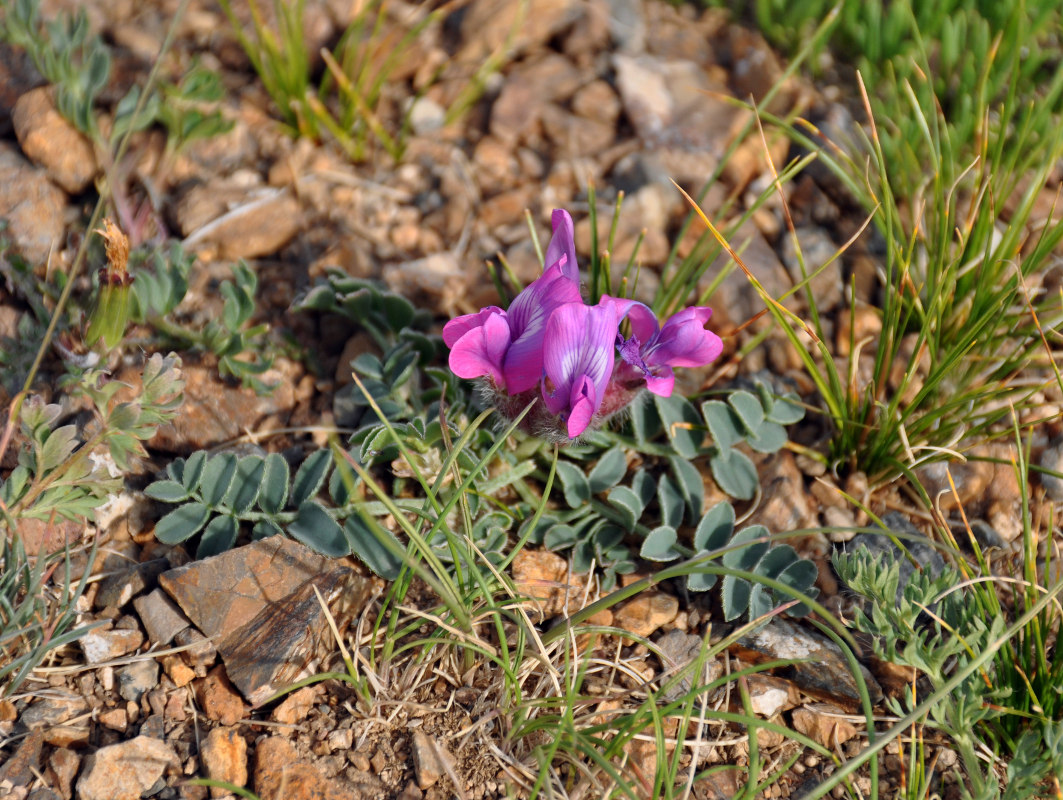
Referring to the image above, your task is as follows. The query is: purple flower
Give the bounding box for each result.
[442,213,581,393]
[541,301,618,438]
[604,297,723,397]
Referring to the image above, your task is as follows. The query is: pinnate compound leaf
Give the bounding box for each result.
[710,447,758,500]
[200,453,238,507]
[701,400,742,450]
[775,559,819,616]
[756,544,800,579]
[144,480,190,503]
[258,453,290,514]
[344,515,402,580]
[588,446,627,494]
[155,502,210,543]
[721,574,750,621]
[641,526,681,561]
[252,519,283,540]
[694,501,735,552]
[181,450,208,491]
[197,514,238,558]
[288,500,348,557]
[225,456,265,514]
[556,460,590,508]
[291,449,332,507]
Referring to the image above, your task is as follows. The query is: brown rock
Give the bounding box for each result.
[744,674,800,717]
[410,731,452,791]
[571,80,621,126]
[79,628,144,664]
[271,684,323,725]
[0,42,44,135]
[12,516,82,556]
[745,451,816,533]
[730,618,882,710]
[175,627,217,675]
[194,666,248,725]
[511,548,590,621]
[0,728,43,787]
[42,725,90,748]
[201,727,248,798]
[12,86,98,193]
[114,362,294,454]
[162,536,369,705]
[613,592,678,639]
[76,736,178,800]
[162,655,196,687]
[178,184,302,260]
[98,708,128,732]
[134,588,190,645]
[0,142,66,266]
[19,694,89,728]
[791,704,859,748]
[47,748,79,800]
[457,0,583,62]
[253,736,359,800]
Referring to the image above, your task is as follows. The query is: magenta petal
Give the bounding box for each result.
[648,307,723,368]
[544,209,578,282]
[504,263,583,394]
[448,311,511,387]
[600,296,659,344]
[565,375,596,438]
[644,370,676,397]
[541,301,617,418]
[442,306,505,348]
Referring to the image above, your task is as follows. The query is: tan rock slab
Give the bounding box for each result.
[613,592,678,639]
[271,685,323,725]
[12,86,98,193]
[0,142,66,266]
[411,730,453,791]
[791,703,859,748]
[47,747,79,800]
[253,736,360,800]
[194,666,248,726]
[76,736,178,800]
[201,727,248,798]
[79,627,144,664]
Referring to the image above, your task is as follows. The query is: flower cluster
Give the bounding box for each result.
[443,209,723,443]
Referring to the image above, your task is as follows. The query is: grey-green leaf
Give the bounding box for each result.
[722,525,770,570]
[747,583,774,620]
[657,474,684,530]
[291,449,332,507]
[200,453,238,507]
[686,566,718,592]
[344,515,402,580]
[225,456,265,514]
[668,456,704,524]
[746,421,788,454]
[154,502,210,544]
[287,500,348,557]
[259,453,290,514]
[607,485,644,531]
[729,390,764,432]
[655,393,703,458]
[766,393,804,425]
[197,514,238,558]
[556,460,590,508]
[641,526,681,561]
[710,448,758,500]
[181,450,208,490]
[588,446,627,494]
[693,501,735,552]
[702,400,742,451]
[721,574,750,621]
[144,480,190,504]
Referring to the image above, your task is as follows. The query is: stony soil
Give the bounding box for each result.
[0,1,1060,799]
